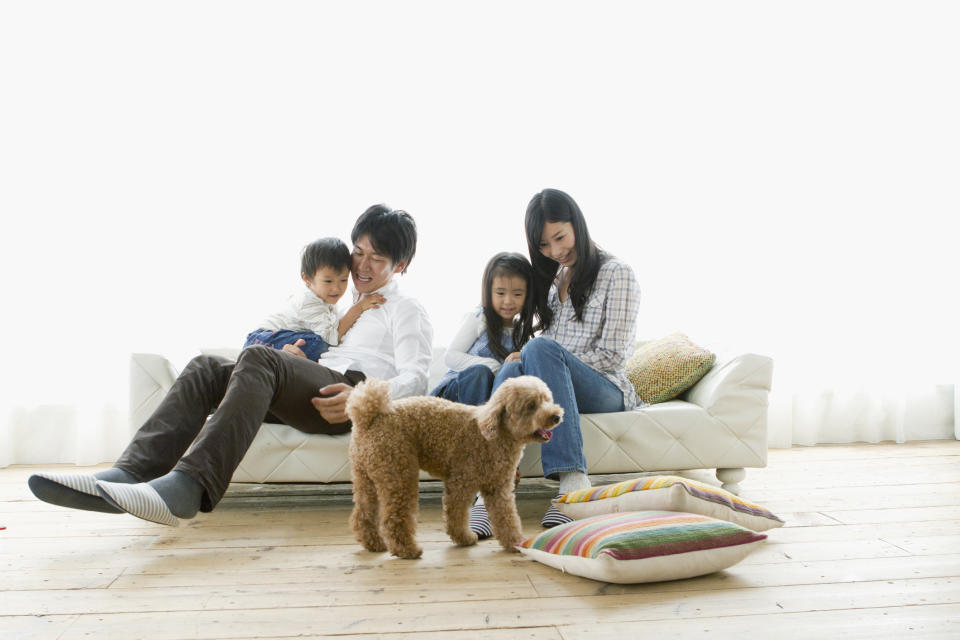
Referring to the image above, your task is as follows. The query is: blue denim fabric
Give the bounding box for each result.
[243,329,330,362]
[433,318,514,393]
[491,337,624,477]
[429,364,495,406]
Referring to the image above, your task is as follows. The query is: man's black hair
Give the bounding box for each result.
[351,204,417,274]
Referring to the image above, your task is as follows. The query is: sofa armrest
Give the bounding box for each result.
[129,353,179,432]
[683,353,774,422]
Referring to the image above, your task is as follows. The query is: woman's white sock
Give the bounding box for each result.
[558,471,591,496]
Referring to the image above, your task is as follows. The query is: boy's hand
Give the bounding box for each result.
[311,382,353,424]
[356,293,386,312]
[281,338,308,358]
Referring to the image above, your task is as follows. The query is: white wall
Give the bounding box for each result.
[1,1,957,462]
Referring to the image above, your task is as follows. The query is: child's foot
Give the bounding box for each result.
[541,498,574,528]
[470,496,493,540]
[96,470,202,527]
[28,468,138,513]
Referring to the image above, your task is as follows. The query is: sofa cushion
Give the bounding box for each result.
[516,510,767,584]
[553,476,784,531]
[625,332,716,403]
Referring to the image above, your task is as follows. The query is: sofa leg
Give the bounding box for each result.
[716,468,746,495]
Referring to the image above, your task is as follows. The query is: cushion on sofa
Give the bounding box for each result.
[554,476,784,531]
[625,332,716,403]
[516,510,767,584]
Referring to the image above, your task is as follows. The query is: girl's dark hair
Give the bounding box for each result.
[524,188,602,329]
[351,204,417,274]
[301,237,352,278]
[481,252,536,361]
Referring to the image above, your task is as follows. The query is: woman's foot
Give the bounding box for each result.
[544,470,588,527]
[28,468,138,513]
[541,498,574,528]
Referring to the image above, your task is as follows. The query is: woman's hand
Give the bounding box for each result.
[281,339,308,358]
[505,351,522,363]
[311,382,353,424]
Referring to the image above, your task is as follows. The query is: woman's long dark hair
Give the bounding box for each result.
[481,252,536,361]
[525,188,602,330]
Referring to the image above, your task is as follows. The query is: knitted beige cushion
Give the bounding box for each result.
[626,332,715,404]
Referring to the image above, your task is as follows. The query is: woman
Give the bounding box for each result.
[475,188,642,530]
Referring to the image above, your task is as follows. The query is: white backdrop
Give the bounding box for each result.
[1,1,957,465]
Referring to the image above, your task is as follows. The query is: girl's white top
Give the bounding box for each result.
[444,308,504,374]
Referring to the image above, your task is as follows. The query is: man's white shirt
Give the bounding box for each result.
[320,279,433,399]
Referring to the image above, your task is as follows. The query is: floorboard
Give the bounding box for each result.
[2,440,959,639]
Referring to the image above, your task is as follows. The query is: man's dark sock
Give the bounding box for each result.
[148,471,203,519]
[95,468,138,484]
[27,468,138,513]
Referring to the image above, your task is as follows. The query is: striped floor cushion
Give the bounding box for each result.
[517,511,767,584]
[554,476,784,531]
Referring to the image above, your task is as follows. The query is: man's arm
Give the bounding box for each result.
[387,298,434,399]
[310,297,433,423]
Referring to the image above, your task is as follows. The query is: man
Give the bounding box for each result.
[28,204,432,526]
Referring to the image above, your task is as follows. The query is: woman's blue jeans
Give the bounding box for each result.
[491,337,624,478]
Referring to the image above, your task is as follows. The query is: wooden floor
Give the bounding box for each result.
[2,441,960,639]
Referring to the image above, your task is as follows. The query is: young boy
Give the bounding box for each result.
[243,237,385,361]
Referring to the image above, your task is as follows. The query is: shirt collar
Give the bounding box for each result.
[353,278,401,303]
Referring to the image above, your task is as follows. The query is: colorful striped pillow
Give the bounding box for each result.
[554,476,784,532]
[517,511,767,584]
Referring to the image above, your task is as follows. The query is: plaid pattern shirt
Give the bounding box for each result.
[543,251,642,409]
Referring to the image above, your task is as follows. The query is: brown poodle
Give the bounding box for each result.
[345,375,563,559]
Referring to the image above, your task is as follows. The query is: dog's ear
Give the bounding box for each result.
[476,399,503,441]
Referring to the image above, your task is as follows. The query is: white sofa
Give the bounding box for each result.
[129,347,773,494]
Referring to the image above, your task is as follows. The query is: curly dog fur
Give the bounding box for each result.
[346,375,563,559]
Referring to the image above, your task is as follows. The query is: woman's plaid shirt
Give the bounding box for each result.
[543,251,642,410]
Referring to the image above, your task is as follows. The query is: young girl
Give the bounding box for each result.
[429,252,535,407]
[472,189,642,532]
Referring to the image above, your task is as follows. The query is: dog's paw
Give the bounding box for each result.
[451,530,479,547]
[391,544,423,560]
[498,535,524,552]
[355,531,387,553]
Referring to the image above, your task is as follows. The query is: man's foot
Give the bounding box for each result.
[96,481,181,527]
[470,498,493,540]
[541,499,574,528]
[96,470,203,527]
[28,468,137,513]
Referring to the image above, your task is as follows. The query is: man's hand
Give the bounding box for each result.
[311,382,353,424]
[281,338,308,358]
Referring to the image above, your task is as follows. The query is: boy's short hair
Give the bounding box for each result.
[351,204,417,274]
[301,237,352,278]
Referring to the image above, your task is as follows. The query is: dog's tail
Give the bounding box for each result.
[345,378,393,430]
